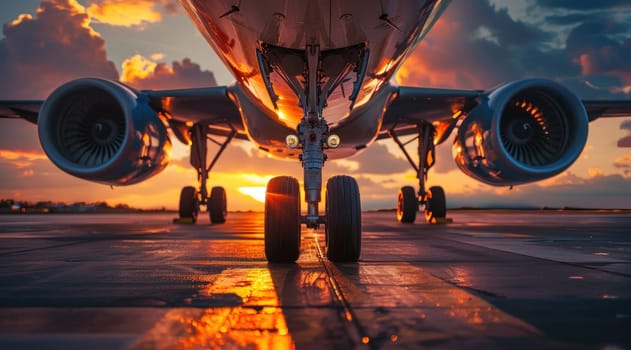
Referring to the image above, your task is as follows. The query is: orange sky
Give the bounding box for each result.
[1,0,630,211]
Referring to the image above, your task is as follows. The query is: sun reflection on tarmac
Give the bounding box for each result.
[132,221,541,349]
[133,268,294,350]
[182,268,292,349]
[175,307,292,350]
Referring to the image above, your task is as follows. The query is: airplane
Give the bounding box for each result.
[2,0,631,263]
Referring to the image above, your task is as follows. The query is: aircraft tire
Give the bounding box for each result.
[209,186,227,224]
[424,186,446,223]
[325,175,361,262]
[179,186,198,223]
[397,186,418,223]
[264,176,301,262]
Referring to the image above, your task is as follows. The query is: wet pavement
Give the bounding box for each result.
[0,210,629,349]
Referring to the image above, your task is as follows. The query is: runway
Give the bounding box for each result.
[0,210,629,349]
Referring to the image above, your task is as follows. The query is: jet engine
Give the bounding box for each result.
[38,78,171,185]
[453,79,588,186]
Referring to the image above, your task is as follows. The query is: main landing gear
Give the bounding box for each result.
[390,122,447,224]
[178,123,234,224]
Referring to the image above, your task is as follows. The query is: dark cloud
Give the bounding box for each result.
[617,135,631,148]
[399,1,572,90]
[171,141,411,180]
[0,0,118,99]
[353,175,400,210]
[613,155,631,175]
[0,120,41,152]
[537,1,631,10]
[170,142,302,177]
[0,0,212,99]
[347,143,409,174]
[544,13,596,26]
[448,174,631,209]
[566,21,631,80]
[399,1,631,98]
[618,120,631,147]
[121,56,217,90]
[161,0,180,14]
[353,170,631,210]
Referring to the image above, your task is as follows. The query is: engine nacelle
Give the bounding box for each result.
[453,79,588,186]
[38,78,171,185]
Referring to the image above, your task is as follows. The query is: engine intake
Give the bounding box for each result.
[453,79,588,186]
[38,78,171,185]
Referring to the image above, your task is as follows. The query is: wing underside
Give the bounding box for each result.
[2,84,630,145]
[0,86,247,144]
[379,86,631,142]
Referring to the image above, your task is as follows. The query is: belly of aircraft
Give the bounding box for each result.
[178,0,449,153]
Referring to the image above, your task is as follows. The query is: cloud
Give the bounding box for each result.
[588,167,604,178]
[536,1,631,10]
[618,120,631,147]
[0,0,118,99]
[1,0,630,211]
[618,136,631,148]
[0,149,48,169]
[445,172,631,209]
[151,53,166,60]
[86,0,179,28]
[0,149,47,161]
[565,22,631,93]
[120,54,217,89]
[346,143,409,174]
[613,155,631,175]
[0,0,216,98]
[398,1,631,99]
[397,1,562,90]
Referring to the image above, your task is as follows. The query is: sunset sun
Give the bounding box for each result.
[238,186,267,203]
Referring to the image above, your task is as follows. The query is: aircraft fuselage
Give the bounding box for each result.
[179,0,450,158]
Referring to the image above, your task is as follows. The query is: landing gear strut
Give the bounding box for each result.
[178,122,235,224]
[390,122,447,224]
[260,43,367,262]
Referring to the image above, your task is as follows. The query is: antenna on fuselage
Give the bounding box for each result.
[378,0,402,32]
[219,1,241,18]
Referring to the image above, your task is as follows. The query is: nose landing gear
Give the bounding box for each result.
[260,43,368,262]
[263,117,362,263]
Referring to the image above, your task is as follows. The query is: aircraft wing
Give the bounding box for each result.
[144,86,247,143]
[378,86,481,141]
[582,100,631,121]
[0,100,42,124]
[0,86,247,143]
[379,86,631,141]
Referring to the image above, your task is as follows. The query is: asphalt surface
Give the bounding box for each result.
[0,210,629,349]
